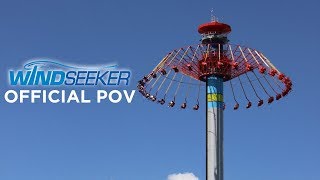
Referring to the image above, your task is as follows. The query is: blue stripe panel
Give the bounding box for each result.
[207,101,224,108]
[207,76,224,109]
[207,76,223,94]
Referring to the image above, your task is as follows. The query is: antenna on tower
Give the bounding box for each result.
[211,8,216,22]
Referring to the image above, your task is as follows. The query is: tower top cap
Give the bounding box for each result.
[198,21,232,34]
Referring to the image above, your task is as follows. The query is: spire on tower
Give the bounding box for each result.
[211,8,216,22]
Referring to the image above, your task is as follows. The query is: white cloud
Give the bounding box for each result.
[167,172,199,180]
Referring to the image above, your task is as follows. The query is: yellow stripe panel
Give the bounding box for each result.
[207,93,223,102]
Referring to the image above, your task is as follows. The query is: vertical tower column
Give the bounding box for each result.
[206,76,224,180]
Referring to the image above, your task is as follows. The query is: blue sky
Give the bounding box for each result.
[0,0,319,180]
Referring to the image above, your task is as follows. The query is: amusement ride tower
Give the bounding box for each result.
[138,15,292,180]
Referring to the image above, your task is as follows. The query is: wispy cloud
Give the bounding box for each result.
[167,172,199,180]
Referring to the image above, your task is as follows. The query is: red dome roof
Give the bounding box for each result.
[198,21,231,34]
